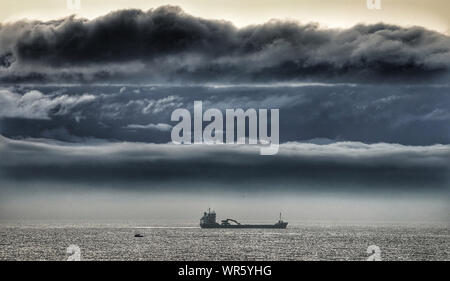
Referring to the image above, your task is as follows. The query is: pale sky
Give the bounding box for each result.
[0,0,449,34]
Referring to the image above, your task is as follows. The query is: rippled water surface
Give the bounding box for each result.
[0,221,448,261]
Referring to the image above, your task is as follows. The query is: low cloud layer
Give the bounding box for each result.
[1,135,448,191]
[0,6,449,83]
[0,88,95,119]
[1,84,449,146]
[124,123,172,131]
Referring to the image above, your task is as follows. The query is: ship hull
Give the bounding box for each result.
[201,223,288,229]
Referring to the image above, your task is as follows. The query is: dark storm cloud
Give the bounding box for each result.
[0,6,449,83]
[0,136,448,191]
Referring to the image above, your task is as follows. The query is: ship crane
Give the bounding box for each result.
[221,218,241,225]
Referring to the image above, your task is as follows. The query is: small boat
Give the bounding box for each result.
[134,233,144,237]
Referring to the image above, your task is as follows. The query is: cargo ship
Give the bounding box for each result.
[200,209,288,229]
